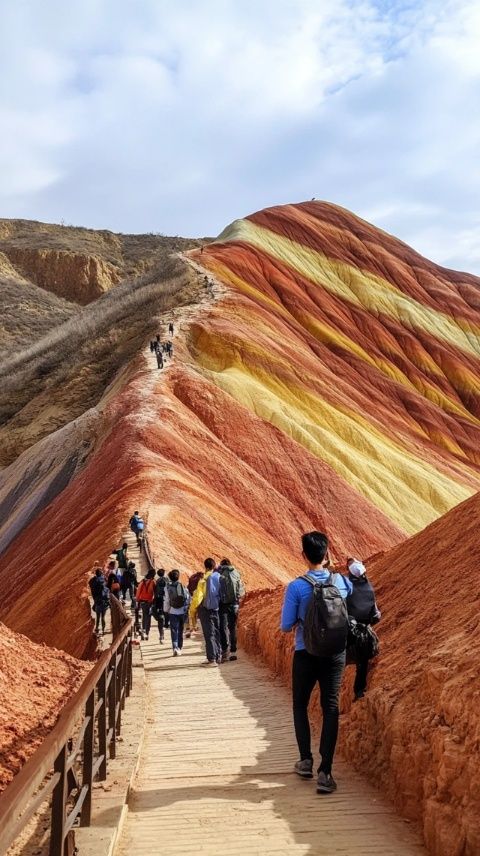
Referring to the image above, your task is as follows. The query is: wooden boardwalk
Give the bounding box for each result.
[115,634,426,856]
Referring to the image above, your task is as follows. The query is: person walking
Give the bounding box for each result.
[130,511,141,535]
[154,568,168,642]
[156,349,164,369]
[191,558,221,667]
[219,559,245,662]
[185,569,204,637]
[114,542,128,584]
[136,569,156,640]
[164,570,190,656]
[122,561,137,604]
[168,321,174,336]
[106,561,121,599]
[281,532,352,794]
[89,568,110,635]
[346,558,381,700]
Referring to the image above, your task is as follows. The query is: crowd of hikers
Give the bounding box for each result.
[88,524,380,795]
[88,524,246,665]
[150,320,175,369]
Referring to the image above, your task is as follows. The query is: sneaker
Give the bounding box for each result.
[294,759,313,779]
[316,771,337,794]
[145,634,149,641]
[176,648,183,656]
[229,654,238,661]
[221,652,229,663]
[201,660,218,667]
[159,637,164,644]
[173,649,178,657]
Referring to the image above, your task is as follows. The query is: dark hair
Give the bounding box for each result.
[169,569,180,582]
[95,568,103,576]
[146,569,155,579]
[220,558,231,566]
[302,531,329,565]
[128,561,136,569]
[204,557,215,570]
[157,568,165,577]
[134,510,139,515]
[122,542,128,549]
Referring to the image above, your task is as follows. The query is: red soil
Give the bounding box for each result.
[0,623,89,791]
[239,491,480,856]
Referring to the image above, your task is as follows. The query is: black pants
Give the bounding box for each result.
[121,581,135,601]
[219,604,239,654]
[139,602,151,635]
[292,649,346,774]
[156,610,165,640]
[198,605,220,662]
[354,657,369,695]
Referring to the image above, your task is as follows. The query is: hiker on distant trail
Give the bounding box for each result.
[89,568,110,635]
[150,339,156,353]
[130,512,141,534]
[156,349,164,369]
[346,558,381,701]
[280,532,352,794]
[122,561,138,603]
[153,568,168,643]
[106,560,122,599]
[166,341,173,358]
[136,569,156,640]
[168,321,174,336]
[219,559,245,662]
[114,542,128,574]
[191,558,221,666]
[164,569,190,656]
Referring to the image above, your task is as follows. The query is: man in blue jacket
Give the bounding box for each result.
[281,532,352,794]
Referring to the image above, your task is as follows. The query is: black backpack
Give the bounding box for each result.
[168,582,186,609]
[302,573,349,657]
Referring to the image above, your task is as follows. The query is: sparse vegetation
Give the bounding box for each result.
[0,275,78,356]
[0,253,200,466]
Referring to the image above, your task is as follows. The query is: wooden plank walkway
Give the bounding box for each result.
[115,634,426,856]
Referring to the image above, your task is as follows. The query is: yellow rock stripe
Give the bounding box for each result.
[216,219,480,359]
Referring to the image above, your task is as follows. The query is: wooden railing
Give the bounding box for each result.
[0,616,133,856]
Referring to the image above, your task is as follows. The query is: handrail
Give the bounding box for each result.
[143,517,156,572]
[0,615,133,856]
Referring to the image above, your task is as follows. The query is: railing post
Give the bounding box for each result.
[50,745,68,856]
[126,634,132,698]
[116,649,123,734]
[108,657,117,759]
[120,638,127,712]
[98,670,107,781]
[80,691,95,826]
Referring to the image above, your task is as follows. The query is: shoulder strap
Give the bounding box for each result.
[302,574,316,586]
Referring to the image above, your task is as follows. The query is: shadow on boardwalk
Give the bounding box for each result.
[113,640,426,856]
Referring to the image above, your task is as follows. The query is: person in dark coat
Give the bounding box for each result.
[346,559,381,700]
[89,568,110,635]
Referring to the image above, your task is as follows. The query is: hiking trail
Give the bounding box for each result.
[115,637,426,856]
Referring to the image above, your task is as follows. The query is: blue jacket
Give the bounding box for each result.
[204,571,222,610]
[281,570,352,651]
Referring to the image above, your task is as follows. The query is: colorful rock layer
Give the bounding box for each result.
[192,201,480,534]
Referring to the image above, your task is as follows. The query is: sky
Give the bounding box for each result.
[0,0,479,273]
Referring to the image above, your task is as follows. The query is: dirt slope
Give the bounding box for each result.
[0,623,89,792]
[239,490,480,856]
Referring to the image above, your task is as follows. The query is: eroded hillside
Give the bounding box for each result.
[1,205,479,854]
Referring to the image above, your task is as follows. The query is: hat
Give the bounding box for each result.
[349,560,366,578]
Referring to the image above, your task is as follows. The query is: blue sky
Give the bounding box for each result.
[0,0,479,273]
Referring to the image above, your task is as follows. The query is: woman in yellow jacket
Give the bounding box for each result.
[189,559,214,627]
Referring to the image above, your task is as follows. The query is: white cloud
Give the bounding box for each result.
[0,0,479,273]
